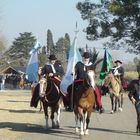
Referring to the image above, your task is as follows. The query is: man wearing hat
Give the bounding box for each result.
[112,60,124,76]
[75,52,93,80]
[30,55,64,108]
[42,54,64,78]
[128,75,140,134]
[112,60,125,88]
[68,52,104,113]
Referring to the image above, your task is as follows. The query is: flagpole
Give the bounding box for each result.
[70,22,79,111]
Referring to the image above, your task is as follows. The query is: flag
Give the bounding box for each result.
[26,41,41,82]
[97,48,112,85]
[60,35,82,94]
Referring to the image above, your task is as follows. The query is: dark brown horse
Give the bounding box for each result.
[68,70,96,136]
[102,72,123,113]
[39,76,63,129]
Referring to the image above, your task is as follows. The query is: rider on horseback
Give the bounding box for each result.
[112,60,124,91]
[42,55,64,78]
[41,54,64,86]
[30,54,64,108]
[72,52,104,113]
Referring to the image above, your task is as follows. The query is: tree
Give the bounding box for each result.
[76,0,140,54]
[55,33,71,70]
[64,33,70,51]
[0,37,6,55]
[133,57,140,75]
[9,32,36,58]
[38,46,47,66]
[1,32,36,67]
[47,29,55,54]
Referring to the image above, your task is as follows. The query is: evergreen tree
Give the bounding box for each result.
[1,32,36,67]
[47,29,55,54]
[0,38,6,55]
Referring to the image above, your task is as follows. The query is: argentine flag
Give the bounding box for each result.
[26,41,41,82]
[60,35,82,94]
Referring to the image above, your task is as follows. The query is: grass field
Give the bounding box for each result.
[124,71,139,80]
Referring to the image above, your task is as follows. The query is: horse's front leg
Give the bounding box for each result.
[118,94,123,112]
[75,114,79,133]
[50,107,55,128]
[110,95,114,113]
[114,96,118,112]
[79,108,84,136]
[42,102,49,129]
[120,93,123,109]
[80,115,84,136]
[74,106,79,133]
[56,105,61,128]
[85,109,92,135]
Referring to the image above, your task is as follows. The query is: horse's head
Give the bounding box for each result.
[102,73,113,87]
[87,70,96,89]
[83,69,96,90]
[39,77,47,97]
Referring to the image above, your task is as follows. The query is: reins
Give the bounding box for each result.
[41,78,61,104]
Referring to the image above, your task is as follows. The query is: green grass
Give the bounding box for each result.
[124,71,139,80]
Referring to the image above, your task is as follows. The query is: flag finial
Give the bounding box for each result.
[75,21,79,37]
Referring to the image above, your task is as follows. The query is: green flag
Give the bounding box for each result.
[97,48,112,85]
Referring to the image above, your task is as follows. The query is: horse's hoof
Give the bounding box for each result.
[80,131,84,136]
[110,110,114,114]
[75,128,79,133]
[119,107,123,112]
[52,126,55,129]
[56,125,60,129]
[44,126,49,130]
[136,128,140,135]
[56,121,60,128]
[84,129,89,135]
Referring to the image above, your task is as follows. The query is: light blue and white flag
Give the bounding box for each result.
[26,41,42,82]
[60,35,82,94]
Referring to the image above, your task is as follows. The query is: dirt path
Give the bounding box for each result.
[0,90,139,140]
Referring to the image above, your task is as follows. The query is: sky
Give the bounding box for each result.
[0,0,138,63]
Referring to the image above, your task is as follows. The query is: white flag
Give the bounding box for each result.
[60,36,82,94]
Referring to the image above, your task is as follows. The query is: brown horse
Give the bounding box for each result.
[39,76,63,129]
[102,72,123,113]
[19,75,26,89]
[68,70,96,136]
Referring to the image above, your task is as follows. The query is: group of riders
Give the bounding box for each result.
[31,52,140,134]
[35,52,125,112]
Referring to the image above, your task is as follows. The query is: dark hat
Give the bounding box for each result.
[114,60,122,64]
[48,54,57,60]
[82,52,90,58]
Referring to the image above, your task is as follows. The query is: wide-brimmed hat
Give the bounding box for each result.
[82,52,90,58]
[48,54,57,60]
[114,60,122,64]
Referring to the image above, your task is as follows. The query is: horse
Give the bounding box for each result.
[19,76,26,89]
[102,72,123,113]
[39,76,63,129]
[67,70,96,136]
